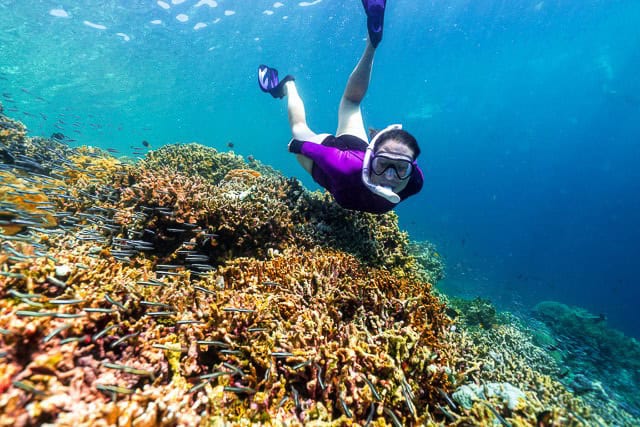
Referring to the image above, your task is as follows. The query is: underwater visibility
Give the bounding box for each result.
[1,0,640,426]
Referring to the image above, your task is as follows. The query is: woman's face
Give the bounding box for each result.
[369,138,415,189]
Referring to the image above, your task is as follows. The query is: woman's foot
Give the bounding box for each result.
[258,64,294,99]
[362,0,386,48]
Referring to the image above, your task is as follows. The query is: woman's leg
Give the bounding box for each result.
[284,81,329,174]
[336,41,376,141]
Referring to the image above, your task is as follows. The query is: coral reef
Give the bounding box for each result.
[534,301,640,421]
[408,240,445,283]
[140,143,278,186]
[2,112,639,426]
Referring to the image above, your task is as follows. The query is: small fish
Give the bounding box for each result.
[42,323,71,343]
[84,307,117,313]
[48,298,84,305]
[222,307,256,313]
[193,285,215,295]
[96,384,134,395]
[383,407,403,427]
[141,140,150,147]
[223,386,255,394]
[365,402,376,425]
[165,228,186,233]
[222,362,246,377]
[156,264,182,270]
[436,404,456,421]
[110,332,140,348]
[102,361,154,378]
[226,141,234,148]
[402,385,417,418]
[199,371,231,380]
[176,320,205,326]
[262,281,281,287]
[292,360,312,370]
[437,387,458,411]
[362,375,382,401]
[277,396,289,408]
[13,380,46,396]
[196,340,229,348]
[187,381,208,394]
[8,289,42,299]
[104,294,126,311]
[291,386,300,409]
[140,300,174,309]
[16,311,84,319]
[92,324,118,341]
[315,362,325,390]
[45,276,67,288]
[155,271,183,277]
[136,280,167,287]
[482,402,511,427]
[271,351,294,358]
[146,311,176,317]
[0,272,26,279]
[59,336,88,345]
[339,396,352,418]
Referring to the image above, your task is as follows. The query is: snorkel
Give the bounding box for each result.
[361,123,403,203]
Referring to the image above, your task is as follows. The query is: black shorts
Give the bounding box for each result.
[320,134,368,151]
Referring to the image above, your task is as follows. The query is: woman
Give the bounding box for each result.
[258,0,423,214]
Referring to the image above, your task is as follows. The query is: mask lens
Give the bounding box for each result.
[371,155,413,180]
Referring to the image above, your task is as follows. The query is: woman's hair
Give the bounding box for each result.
[372,129,421,159]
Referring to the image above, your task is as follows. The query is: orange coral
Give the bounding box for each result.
[223,168,261,184]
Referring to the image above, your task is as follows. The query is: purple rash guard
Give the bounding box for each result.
[289,135,424,214]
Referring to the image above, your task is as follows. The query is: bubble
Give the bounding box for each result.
[195,0,218,7]
[49,9,70,18]
[83,21,107,30]
[116,33,131,41]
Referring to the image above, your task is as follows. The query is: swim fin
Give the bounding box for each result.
[258,64,294,99]
[361,0,386,48]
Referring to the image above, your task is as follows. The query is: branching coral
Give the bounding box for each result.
[1,113,632,426]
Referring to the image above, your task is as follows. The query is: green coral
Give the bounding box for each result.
[449,297,498,329]
[141,142,278,185]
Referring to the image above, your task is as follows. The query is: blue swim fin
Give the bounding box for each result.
[362,0,386,48]
[258,64,294,99]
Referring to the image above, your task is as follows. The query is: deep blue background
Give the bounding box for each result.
[1,0,639,337]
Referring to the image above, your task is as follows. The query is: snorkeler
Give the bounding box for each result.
[258,0,423,214]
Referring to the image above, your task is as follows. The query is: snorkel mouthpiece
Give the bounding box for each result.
[361,123,403,204]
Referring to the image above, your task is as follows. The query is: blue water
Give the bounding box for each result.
[1,1,639,337]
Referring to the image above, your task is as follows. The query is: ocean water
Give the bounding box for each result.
[1,0,639,344]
